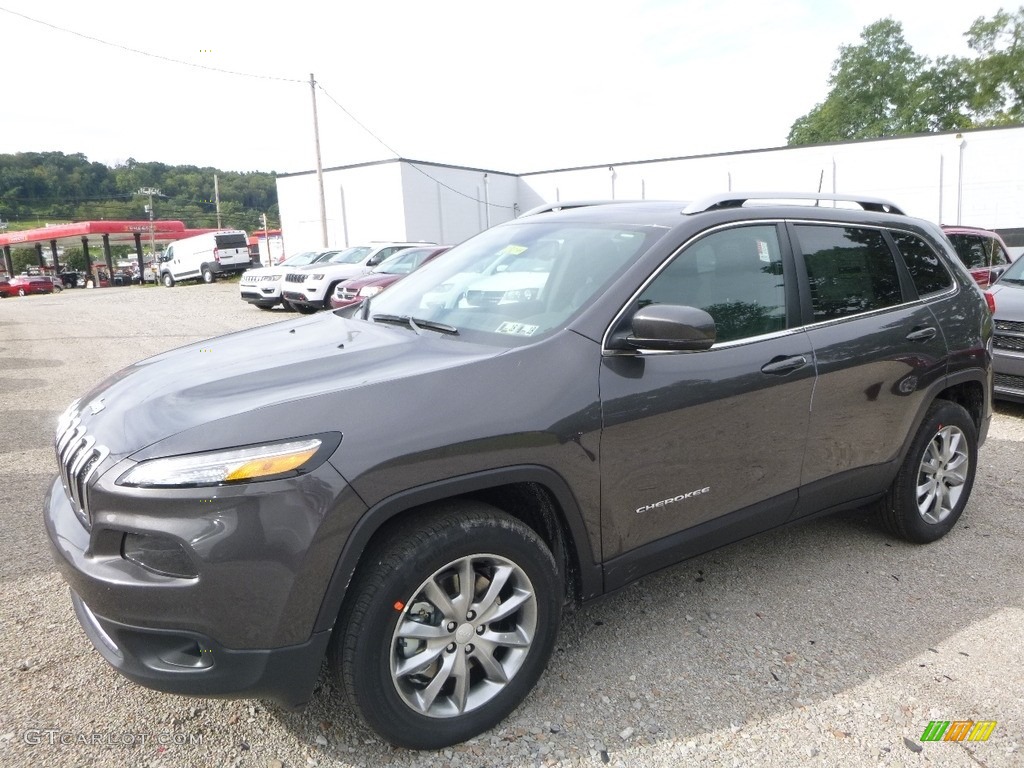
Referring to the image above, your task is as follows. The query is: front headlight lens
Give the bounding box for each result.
[310,273,325,280]
[119,439,322,488]
[359,285,384,298]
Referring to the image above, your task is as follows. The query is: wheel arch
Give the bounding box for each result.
[313,466,603,636]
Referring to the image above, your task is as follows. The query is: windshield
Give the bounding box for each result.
[325,246,373,265]
[374,248,433,275]
[280,251,322,267]
[996,254,1024,283]
[367,221,658,344]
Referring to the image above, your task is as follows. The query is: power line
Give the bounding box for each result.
[0,5,304,83]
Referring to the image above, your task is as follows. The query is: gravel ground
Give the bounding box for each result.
[1,283,1022,768]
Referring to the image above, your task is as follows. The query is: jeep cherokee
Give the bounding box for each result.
[45,193,993,750]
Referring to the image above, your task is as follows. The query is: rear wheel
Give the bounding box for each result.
[162,272,175,288]
[331,503,561,750]
[293,303,318,314]
[880,400,977,543]
[18,288,26,296]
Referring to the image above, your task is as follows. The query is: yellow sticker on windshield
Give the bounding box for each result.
[496,245,529,256]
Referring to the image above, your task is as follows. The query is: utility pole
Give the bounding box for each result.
[138,187,161,265]
[214,174,223,229]
[310,73,328,248]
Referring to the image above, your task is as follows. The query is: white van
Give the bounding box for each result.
[159,230,251,286]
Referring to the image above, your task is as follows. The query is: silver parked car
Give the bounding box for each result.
[988,256,1024,403]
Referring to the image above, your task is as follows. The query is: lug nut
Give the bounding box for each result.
[446,643,457,653]
[446,621,457,632]
[476,625,485,635]
[465,644,474,653]
[466,610,476,620]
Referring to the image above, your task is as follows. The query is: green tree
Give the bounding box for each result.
[788,9,1024,145]
[11,248,39,274]
[789,19,927,145]
[966,7,1024,124]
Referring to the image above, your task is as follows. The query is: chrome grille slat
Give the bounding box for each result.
[54,406,109,530]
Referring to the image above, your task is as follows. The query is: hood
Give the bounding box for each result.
[989,280,1024,319]
[75,313,501,458]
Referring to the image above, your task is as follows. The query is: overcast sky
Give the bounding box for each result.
[0,1,1015,175]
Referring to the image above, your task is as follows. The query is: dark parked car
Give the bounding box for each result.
[329,245,451,310]
[46,194,993,750]
[943,225,1013,288]
[987,256,1024,402]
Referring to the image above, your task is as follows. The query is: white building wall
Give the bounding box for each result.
[518,126,1024,230]
[277,162,407,254]
[400,163,519,246]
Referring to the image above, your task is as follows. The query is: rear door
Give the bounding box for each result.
[599,223,815,582]
[789,222,950,517]
[214,232,251,267]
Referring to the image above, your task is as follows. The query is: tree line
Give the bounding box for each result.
[0,151,279,233]
[789,8,1024,145]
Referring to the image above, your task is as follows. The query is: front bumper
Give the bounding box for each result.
[69,590,330,707]
[44,453,361,705]
[282,287,327,309]
[993,349,1024,403]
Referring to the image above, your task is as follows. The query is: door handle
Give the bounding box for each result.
[906,327,937,342]
[761,355,807,375]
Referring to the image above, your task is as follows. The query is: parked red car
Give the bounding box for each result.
[942,225,1014,288]
[329,245,451,310]
[0,275,55,297]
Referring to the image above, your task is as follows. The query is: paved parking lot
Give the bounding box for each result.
[1,284,1022,768]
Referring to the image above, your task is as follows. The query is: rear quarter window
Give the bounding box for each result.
[795,225,903,322]
[890,231,954,297]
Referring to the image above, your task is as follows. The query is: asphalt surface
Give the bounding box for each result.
[1,283,1022,768]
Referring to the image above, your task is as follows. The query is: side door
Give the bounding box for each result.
[599,223,815,586]
[789,223,950,517]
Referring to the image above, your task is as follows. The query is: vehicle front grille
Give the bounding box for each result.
[340,287,358,300]
[993,373,1024,392]
[463,290,502,306]
[285,273,307,283]
[994,319,1024,334]
[994,334,1024,352]
[55,400,110,529]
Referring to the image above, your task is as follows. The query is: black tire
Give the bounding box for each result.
[880,399,977,543]
[330,503,561,750]
[280,299,297,312]
[293,304,318,314]
[201,265,216,284]
[255,303,275,311]
[162,272,175,288]
[18,288,26,296]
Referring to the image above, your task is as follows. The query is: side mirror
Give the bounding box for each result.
[615,304,716,351]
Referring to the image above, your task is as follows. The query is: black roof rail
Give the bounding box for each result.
[682,192,906,216]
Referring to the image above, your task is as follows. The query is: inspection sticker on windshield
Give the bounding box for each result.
[496,321,539,336]
[496,245,528,257]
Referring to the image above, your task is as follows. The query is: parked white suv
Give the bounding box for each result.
[281,242,431,313]
[239,250,344,311]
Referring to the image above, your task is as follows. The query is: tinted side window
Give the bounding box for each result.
[796,225,903,322]
[637,225,786,343]
[946,234,987,269]
[890,231,953,296]
[992,238,1011,267]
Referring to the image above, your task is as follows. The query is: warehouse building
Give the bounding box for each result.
[276,124,1024,256]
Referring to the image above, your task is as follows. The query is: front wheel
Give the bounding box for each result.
[880,399,978,543]
[162,272,175,288]
[331,503,561,750]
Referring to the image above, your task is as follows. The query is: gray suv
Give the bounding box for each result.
[45,193,993,750]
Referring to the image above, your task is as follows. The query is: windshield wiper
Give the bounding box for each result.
[373,313,459,335]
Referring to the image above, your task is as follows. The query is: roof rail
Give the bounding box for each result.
[518,200,621,217]
[682,192,905,216]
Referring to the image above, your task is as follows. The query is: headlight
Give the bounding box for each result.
[118,438,323,488]
[359,285,384,298]
[310,273,325,280]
